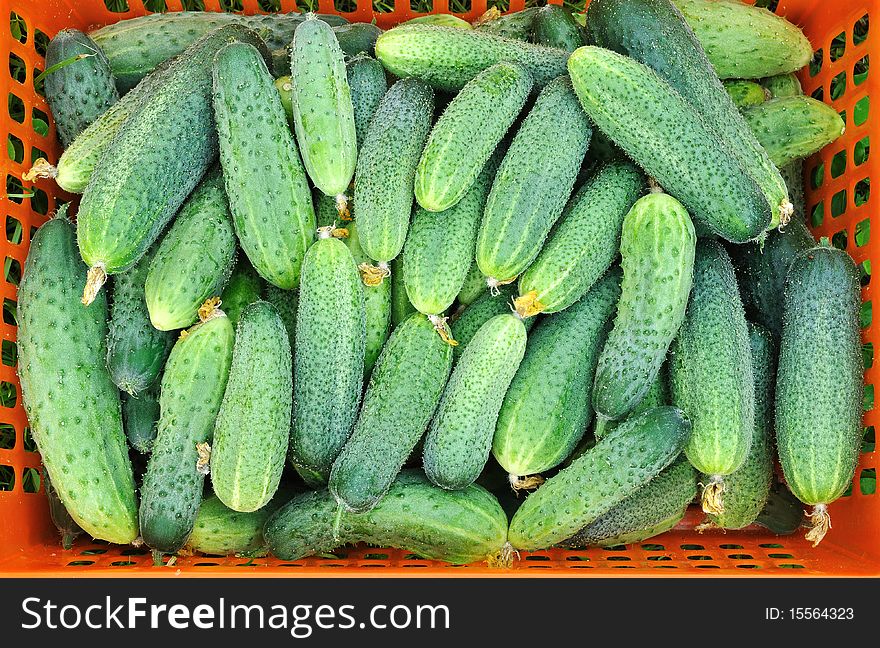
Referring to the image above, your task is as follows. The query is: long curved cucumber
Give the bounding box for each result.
[347,55,388,150]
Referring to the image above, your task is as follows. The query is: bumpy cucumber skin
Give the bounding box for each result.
[188,490,291,556]
[145,172,236,331]
[123,387,160,454]
[476,76,591,282]
[44,29,119,147]
[450,286,537,360]
[518,161,644,314]
[354,79,435,263]
[744,97,846,168]
[414,62,532,213]
[18,218,138,544]
[594,368,669,441]
[329,314,453,513]
[214,42,315,290]
[347,55,388,150]
[390,256,416,327]
[474,8,539,41]
[560,458,697,548]
[761,72,803,99]
[292,237,366,486]
[263,285,298,351]
[568,46,771,243]
[219,257,264,328]
[494,269,622,477]
[290,17,358,198]
[43,469,83,550]
[781,162,806,222]
[776,245,863,506]
[457,261,487,306]
[592,193,696,420]
[346,221,392,373]
[671,240,754,477]
[403,15,473,29]
[266,470,508,564]
[423,314,527,490]
[106,245,174,396]
[139,314,234,553]
[509,406,691,550]
[724,80,768,110]
[211,302,293,512]
[532,5,585,53]
[375,25,569,92]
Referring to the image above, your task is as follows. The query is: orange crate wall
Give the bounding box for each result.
[0,0,877,576]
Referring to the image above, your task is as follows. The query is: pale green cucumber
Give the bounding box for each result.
[347,55,388,150]
[403,14,473,29]
[274,76,293,122]
[761,72,803,99]
[724,80,768,110]
[122,387,160,454]
[457,261,488,306]
[188,489,292,557]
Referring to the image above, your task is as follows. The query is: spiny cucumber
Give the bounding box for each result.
[593,367,669,441]
[347,55,388,150]
[532,5,585,53]
[187,490,292,557]
[724,80,768,110]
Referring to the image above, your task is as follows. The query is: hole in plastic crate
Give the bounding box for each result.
[9,52,25,83]
[66,560,95,566]
[0,380,17,408]
[32,106,50,137]
[861,468,876,495]
[6,174,25,203]
[768,553,794,559]
[641,543,664,551]
[30,187,49,215]
[34,28,49,58]
[8,93,23,123]
[0,465,15,491]
[855,96,869,126]
[6,133,23,164]
[258,0,280,11]
[856,219,870,248]
[864,425,876,452]
[219,0,244,11]
[811,161,824,189]
[694,564,720,569]
[810,48,823,77]
[831,31,846,62]
[606,556,631,562]
[10,12,27,44]
[80,547,107,555]
[362,552,388,560]
[855,13,870,45]
[759,543,785,548]
[680,544,704,551]
[110,560,137,566]
[719,544,744,549]
[5,258,21,286]
[855,55,869,86]
[524,554,550,561]
[728,554,753,560]
[32,145,48,166]
[779,563,805,569]
[831,190,848,219]
[23,426,35,452]
[103,0,130,12]
[864,342,874,369]
[653,565,678,569]
[864,383,874,412]
[832,229,847,251]
[810,202,823,229]
[855,178,870,208]
[601,545,627,552]
[831,149,846,178]
[736,564,760,569]
[831,71,846,100]
[855,136,870,166]
[859,258,871,285]
[0,423,13,449]
[22,466,39,492]
[861,301,872,329]
[565,555,590,561]
[194,562,221,567]
[686,555,713,561]
[647,555,672,561]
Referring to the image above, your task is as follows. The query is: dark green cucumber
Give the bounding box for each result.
[781,162,806,222]
[390,256,416,327]
[474,8,539,41]
[329,314,453,513]
[263,285,298,351]
[756,484,806,535]
[508,406,691,550]
[761,72,803,99]
[347,55,388,150]
[214,41,315,290]
[219,257,264,328]
[333,22,383,58]
[723,80,768,110]
[457,261,487,306]
[122,387,160,454]
[532,5,585,53]
[593,368,669,441]
[188,490,292,557]
[43,468,83,550]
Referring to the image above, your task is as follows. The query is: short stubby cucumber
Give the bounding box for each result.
[423,314,527,490]
[762,72,803,99]
[375,25,569,92]
[476,76,591,284]
[593,368,669,441]
[457,261,488,306]
[263,285,298,351]
[17,217,137,544]
[532,5,585,53]
[43,469,83,550]
[592,193,696,420]
[776,242,863,546]
[214,41,315,290]
[290,16,357,202]
[138,307,234,555]
[292,231,366,486]
[414,62,532,212]
[188,490,291,557]
[518,161,644,314]
[508,406,692,550]
[211,302,293,512]
[670,240,754,514]
[329,313,453,513]
[145,170,236,331]
[568,46,772,243]
[347,55,388,150]
[450,286,537,360]
[390,256,416,327]
[474,8,539,41]
[220,257,264,328]
[724,80,768,110]
[494,269,621,481]
[123,387,160,454]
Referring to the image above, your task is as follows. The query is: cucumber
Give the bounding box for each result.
[347,221,392,374]
[43,468,83,550]
[423,313,527,490]
[77,26,268,304]
[211,302,293,512]
[670,240,754,514]
[724,80,768,110]
[415,62,531,213]
[743,97,846,168]
[145,171,236,331]
[214,41,316,290]
[457,261,487,307]
[493,269,621,480]
[188,490,292,557]
[267,470,508,564]
[780,161,806,222]
[756,484,806,535]
[508,406,691,550]
[390,256,416,327]
[347,55,388,150]
[43,29,119,147]
[353,79,435,265]
[559,458,697,548]
[105,245,173,396]
[761,73,803,99]
[219,257,264,328]
[291,231,366,486]
[329,313,453,513]
[332,23,383,58]
[403,15,472,29]
[139,306,234,555]
[274,76,294,122]
[263,285,298,351]
[375,25,569,92]
[18,216,138,544]
[122,387,160,454]
[290,16,358,203]
[532,5,585,53]
[476,76,591,284]
[518,161,644,314]
[776,241,863,546]
[449,286,524,360]
[568,46,772,243]
[670,0,812,79]
[474,8,539,41]
[593,368,669,441]
[592,193,696,420]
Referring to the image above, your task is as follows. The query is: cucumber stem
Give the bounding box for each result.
[486,275,515,297]
[358,262,390,287]
[152,549,164,567]
[81,264,107,306]
[486,541,516,569]
[61,532,75,550]
[508,473,544,492]
[804,504,831,547]
[700,475,726,515]
[428,314,459,347]
[512,290,545,319]
[334,193,351,221]
[22,157,58,183]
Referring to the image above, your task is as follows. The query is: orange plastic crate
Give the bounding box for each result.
[0,0,877,577]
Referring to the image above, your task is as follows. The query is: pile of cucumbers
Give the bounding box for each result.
[18,0,860,566]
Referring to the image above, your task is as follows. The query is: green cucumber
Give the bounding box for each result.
[761,72,803,99]
[122,387,160,454]
[670,0,812,79]
[219,257,264,328]
[291,231,366,486]
[290,16,358,202]
[756,484,806,535]
[403,14,472,29]
[106,245,174,396]
[145,171,236,331]
[375,25,569,92]
[214,41,315,290]
[670,240,754,513]
[568,46,772,243]
[593,368,669,441]
[724,80,768,110]
[776,241,863,546]
[43,468,83,550]
[532,5,585,53]
[518,161,644,314]
[188,490,292,557]
[414,62,532,212]
[211,302,292,512]
[781,161,806,222]
[353,79,435,264]
[449,286,529,360]
[263,285,298,351]
[347,221,392,374]
[457,261,487,306]
[390,256,416,327]
[493,269,621,480]
[476,75,591,284]
[592,193,696,420]
[274,76,294,122]
[266,470,508,564]
[332,22,383,58]
[508,406,691,550]
[329,313,453,513]
[44,29,119,147]
[347,55,388,150]
[139,306,234,554]
[423,313,527,490]
[474,8,539,41]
